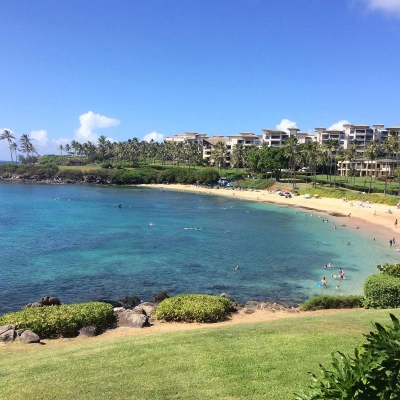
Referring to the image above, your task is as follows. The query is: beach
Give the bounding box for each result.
[141,183,399,242]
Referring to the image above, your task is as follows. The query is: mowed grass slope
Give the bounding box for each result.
[1,309,399,400]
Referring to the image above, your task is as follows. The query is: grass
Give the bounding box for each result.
[1,309,399,399]
[58,165,102,171]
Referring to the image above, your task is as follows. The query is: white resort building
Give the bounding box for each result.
[164,123,400,173]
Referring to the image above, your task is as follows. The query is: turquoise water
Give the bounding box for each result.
[0,182,396,315]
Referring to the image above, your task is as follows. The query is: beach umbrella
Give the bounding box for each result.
[305,194,311,198]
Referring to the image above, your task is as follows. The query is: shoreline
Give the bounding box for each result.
[139,183,399,242]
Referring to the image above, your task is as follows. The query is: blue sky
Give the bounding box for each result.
[1,0,400,160]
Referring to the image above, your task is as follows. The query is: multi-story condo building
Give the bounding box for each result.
[261,128,315,147]
[164,123,400,173]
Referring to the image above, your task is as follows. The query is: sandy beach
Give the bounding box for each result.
[140,183,399,242]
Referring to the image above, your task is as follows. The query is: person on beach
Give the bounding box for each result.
[393,237,396,245]
[389,239,393,247]
[395,219,398,228]
[321,277,327,286]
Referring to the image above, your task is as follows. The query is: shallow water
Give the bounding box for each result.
[0,182,396,314]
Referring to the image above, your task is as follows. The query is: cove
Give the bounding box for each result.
[0,182,395,315]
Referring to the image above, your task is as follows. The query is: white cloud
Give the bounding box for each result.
[276,119,297,133]
[142,131,164,142]
[75,111,120,142]
[356,0,400,17]
[30,129,49,147]
[327,120,351,131]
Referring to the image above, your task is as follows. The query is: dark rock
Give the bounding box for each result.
[98,299,123,308]
[117,310,149,328]
[118,296,141,308]
[40,296,61,306]
[152,292,169,303]
[78,325,97,338]
[243,307,255,314]
[19,330,41,343]
[135,302,157,316]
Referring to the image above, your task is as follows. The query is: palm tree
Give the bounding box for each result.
[58,144,64,165]
[11,142,18,163]
[97,135,109,162]
[336,149,346,190]
[382,140,392,196]
[19,134,32,163]
[230,143,245,169]
[346,140,359,185]
[388,131,400,196]
[64,143,71,155]
[211,141,227,172]
[0,129,16,163]
[283,136,298,188]
[364,140,380,193]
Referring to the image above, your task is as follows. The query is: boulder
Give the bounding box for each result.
[23,301,43,309]
[134,302,157,316]
[152,292,169,303]
[243,307,255,314]
[118,296,141,308]
[117,310,148,328]
[19,330,41,343]
[98,299,123,308]
[40,296,61,306]
[78,325,97,338]
[0,324,17,342]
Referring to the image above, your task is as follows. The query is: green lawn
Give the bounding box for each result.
[58,165,102,171]
[1,309,399,399]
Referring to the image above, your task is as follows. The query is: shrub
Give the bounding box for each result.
[377,262,400,278]
[300,295,364,311]
[364,274,400,309]
[0,302,115,338]
[154,294,232,323]
[294,314,400,399]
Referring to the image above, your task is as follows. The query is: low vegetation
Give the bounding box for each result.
[0,302,115,338]
[299,295,364,311]
[1,310,399,399]
[154,294,232,323]
[295,313,400,399]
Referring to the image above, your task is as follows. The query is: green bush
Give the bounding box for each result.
[377,262,400,278]
[364,274,400,309]
[154,294,232,323]
[295,314,400,399]
[300,295,364,311]
[0,302,115,338]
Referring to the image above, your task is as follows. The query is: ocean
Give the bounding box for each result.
[0,182,396,315]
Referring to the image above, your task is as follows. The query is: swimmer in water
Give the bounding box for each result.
[235,265,240,270]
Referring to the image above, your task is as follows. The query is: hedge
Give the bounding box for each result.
[364,274,400,309]
[300,295,364,311]
[154,294,232,323]
[0,302,115,338]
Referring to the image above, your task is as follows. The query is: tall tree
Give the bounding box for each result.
[0,129,16,163]
[211,141,227,172]
[283,136,298,188]
[364,140,380,193]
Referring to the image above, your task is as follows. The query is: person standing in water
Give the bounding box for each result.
[321,277,327,286]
